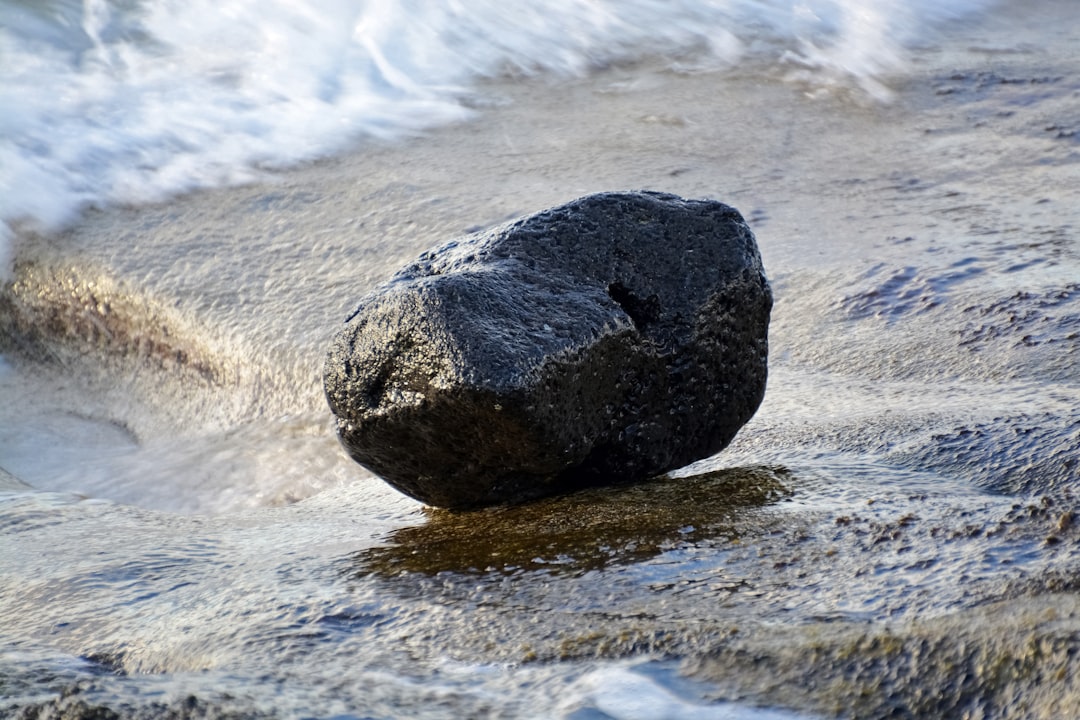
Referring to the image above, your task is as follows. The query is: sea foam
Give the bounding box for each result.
[0,0,997,274]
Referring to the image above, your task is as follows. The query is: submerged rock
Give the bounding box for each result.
[324,191,771,508]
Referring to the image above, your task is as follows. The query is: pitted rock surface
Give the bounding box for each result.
[324,191,771,508]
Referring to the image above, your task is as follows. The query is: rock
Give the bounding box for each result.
[324,191,771,508]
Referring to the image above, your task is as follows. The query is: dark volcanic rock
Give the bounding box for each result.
[324,191,771,508]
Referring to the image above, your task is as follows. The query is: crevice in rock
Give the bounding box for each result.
[607,281,662,330]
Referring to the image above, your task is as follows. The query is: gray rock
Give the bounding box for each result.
[324,191,771,508]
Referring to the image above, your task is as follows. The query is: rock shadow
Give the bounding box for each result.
[351,465,793,579]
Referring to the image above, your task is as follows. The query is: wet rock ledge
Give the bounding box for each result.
[324,191,771,508]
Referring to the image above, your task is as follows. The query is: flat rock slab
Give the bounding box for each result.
[324,191,771,508]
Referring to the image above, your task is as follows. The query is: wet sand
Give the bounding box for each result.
[2,0,1080,717]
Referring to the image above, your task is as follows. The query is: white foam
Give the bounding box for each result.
[779,0,996,101]
[0,0,998,240]
[559,664,810,719]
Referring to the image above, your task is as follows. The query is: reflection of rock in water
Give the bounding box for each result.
[354,465,792,578]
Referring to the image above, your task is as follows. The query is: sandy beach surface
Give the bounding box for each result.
[2,0,1079,717]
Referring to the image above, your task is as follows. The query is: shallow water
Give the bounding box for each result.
[2,0,1080,718]
[0,0,997,246]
